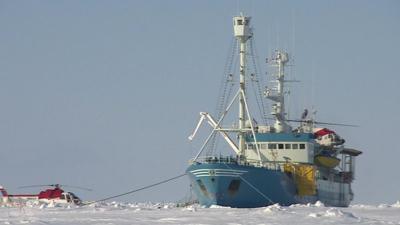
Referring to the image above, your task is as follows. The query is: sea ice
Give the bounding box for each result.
[0,202,399,225]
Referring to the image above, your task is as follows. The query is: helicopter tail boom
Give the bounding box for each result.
[0,186,8,197]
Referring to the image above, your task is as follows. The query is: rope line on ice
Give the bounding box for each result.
[81,173,187,206]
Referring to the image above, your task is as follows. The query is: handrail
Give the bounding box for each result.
[190,156,286,170]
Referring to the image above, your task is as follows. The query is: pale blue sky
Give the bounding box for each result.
[0,0,399,204]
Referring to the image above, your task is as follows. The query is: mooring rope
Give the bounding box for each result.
[81,173,187,206]
[222,163,275,205]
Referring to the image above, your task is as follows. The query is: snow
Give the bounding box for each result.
[1,201,400,225]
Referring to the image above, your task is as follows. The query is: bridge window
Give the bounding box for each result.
[285,144,291,149]
[299,144,306,149]
[268,143,276,149]
[278,144,284,149]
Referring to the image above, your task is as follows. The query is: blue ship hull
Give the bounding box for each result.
[187,162,302,208]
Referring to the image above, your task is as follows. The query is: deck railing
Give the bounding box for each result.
[189,156,286,170]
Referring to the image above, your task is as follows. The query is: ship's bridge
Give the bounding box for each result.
[245,133,316,164]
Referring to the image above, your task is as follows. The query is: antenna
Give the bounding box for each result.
[275,22,280,50]
[288,7,297,120]
[311,60,316,109]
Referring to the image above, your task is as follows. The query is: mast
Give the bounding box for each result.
[265,50,291,133]
[233,14,253,155]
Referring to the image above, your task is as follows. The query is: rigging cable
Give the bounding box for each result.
[223,163,275,204]
[207,37,238,156]
[249,39,268,124]
[216,37,237,118]
[81,173,187,206]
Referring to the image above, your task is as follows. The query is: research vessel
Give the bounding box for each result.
[186,14,362,208]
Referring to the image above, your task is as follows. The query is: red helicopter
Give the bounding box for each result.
[0,184,91,205]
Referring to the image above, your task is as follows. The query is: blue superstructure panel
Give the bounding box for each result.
[246,133,314,142]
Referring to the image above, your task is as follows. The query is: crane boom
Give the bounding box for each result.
[188,112,240,154]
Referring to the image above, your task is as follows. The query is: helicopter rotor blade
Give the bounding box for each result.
[287,119,358,127]
[266,118,359,127]
[61,185,93,192]
[312,121,359,127]
[285,119,359,127]
[18,184,54,189]
[19,184,92,191]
